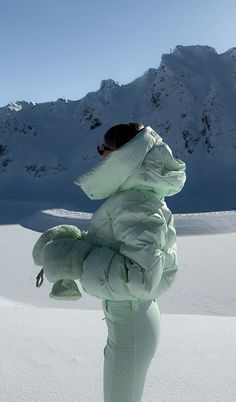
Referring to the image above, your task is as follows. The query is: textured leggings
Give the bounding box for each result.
[102,299,161,402]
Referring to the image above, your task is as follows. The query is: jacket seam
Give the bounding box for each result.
[105,251,116,283]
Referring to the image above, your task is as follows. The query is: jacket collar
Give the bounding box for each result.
[74,126,162,200]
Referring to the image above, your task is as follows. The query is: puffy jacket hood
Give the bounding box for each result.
[74,125,186,200]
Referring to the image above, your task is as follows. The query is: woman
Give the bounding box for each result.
[74,122,186,401]
[33,122,186,401]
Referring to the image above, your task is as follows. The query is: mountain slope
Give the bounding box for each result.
[0,45,236,213]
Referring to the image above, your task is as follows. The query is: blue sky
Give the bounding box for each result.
[1,0,236,107]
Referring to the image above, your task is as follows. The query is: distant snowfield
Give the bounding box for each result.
[0,203,236,401]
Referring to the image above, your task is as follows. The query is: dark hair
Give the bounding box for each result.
[104,122,145,149]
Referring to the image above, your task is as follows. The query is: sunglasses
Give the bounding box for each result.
[97,143,114,156]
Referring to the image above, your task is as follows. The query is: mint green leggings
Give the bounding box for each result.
[102,299,161,402]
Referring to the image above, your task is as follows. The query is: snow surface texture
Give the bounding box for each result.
[0,203,236,401]
[0,45,236,213]
[1,305,235,402]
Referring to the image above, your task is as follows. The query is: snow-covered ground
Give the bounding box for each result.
[0,202,236,401]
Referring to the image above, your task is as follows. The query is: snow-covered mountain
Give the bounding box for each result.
[1,45,236,213]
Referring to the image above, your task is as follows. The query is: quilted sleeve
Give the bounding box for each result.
[79,203,168,301]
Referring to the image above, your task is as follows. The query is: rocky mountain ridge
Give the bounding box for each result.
[1,45,235,213]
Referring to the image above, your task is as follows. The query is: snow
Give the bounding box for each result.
[0,201,236,401]
[7,102,22,112]
[1,304,235,402]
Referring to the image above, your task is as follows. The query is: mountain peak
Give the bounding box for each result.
[161,45,218,66]
[100,79,121,90]
[173,45,217,57]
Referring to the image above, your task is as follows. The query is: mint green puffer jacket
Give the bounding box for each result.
[73,125,186,301]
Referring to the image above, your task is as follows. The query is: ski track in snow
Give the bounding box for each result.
[36,208,236,236]
[43,207,236,217]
